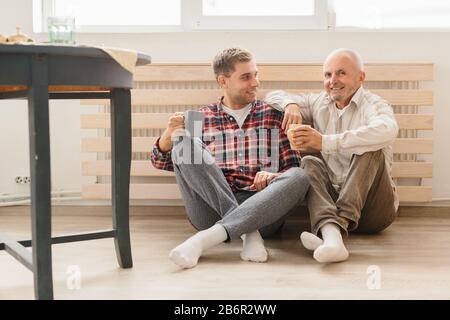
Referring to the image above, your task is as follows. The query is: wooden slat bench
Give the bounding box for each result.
[80,63,434,203]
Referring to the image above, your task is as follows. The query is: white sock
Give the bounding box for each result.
[169,224,228,269]
[240,231,268,263]
[313,223,349,263]
[300,231,323,251]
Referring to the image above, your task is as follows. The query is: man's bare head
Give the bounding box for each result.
[324,48,364,72]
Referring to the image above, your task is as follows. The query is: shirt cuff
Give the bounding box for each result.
[281,99,298,110]
[152,137,171,159]
[321,134,340,154]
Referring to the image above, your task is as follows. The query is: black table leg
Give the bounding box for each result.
[28,54,53,300]
[110,89,133,268]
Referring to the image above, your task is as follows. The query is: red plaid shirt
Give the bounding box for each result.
[151,98,301,192]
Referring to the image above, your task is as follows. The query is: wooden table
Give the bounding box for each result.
[0,44,151,299]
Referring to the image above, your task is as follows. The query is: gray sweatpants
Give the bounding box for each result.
[171,137,310,241]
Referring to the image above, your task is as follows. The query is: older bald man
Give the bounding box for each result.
[266,48,399,263]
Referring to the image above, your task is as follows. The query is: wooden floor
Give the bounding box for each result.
[1,206,450,300]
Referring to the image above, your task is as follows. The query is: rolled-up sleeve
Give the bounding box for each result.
[265,90,314,124]
[150,137,174,172]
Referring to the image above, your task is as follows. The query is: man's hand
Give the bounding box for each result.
[158,112,185,152]
[289,126,322,152]
[282,103,302,131]
[251,171,280,191]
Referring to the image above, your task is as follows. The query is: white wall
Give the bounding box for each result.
[1,0,449,201]
[0,0,85,197]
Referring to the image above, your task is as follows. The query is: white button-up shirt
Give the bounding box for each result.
[265,86,399,210]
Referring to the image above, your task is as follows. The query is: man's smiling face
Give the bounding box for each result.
[323,54,365,108]
[221,60,259,109]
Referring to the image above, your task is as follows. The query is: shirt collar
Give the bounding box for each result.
[218,96,257,112]
[325,85,364,109]
[350,86,364,108]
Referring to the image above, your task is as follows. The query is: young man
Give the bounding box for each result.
[266,48,399,263]
[151,47,309,269]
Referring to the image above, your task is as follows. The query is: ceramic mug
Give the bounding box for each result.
[287,124,311,150]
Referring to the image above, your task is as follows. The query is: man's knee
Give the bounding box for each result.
[352,149,384,164]
[171,136,203,164]
[283,167,310,190]
[300,155,324,170]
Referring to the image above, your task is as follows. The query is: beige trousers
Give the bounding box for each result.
[301,150,397,236]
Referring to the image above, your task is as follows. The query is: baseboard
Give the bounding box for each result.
[1,204,449,218]
[2,191,450,208]
[2,198,450,207]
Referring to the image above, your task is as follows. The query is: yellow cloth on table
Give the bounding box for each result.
[99,46,138,74]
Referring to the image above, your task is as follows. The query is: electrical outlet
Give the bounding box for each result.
[14,176,31,184]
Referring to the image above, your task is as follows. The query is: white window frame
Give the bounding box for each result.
[35,0,330,32]
[186,0,329,31]
[36,0,185,32]
[328,0,450,32]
